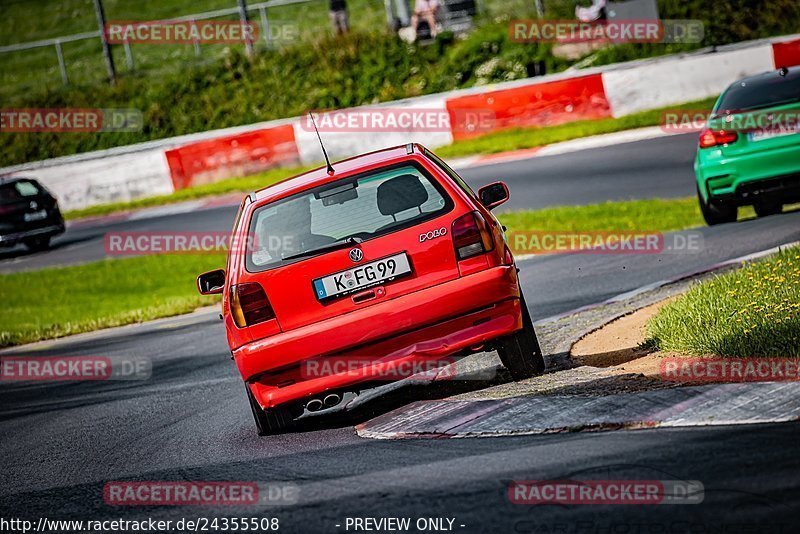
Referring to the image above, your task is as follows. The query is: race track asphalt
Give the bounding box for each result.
[2,132,800,533]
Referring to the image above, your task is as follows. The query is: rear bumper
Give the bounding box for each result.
[696,142,800,204]
[0,223,65,246]
[233,265,522,409]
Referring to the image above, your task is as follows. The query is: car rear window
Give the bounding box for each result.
[0,180,42,203]
[246,162,453,272]
[716,71,800,112]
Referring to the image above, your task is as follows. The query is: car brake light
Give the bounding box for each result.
[699,128,738,148]
[231,283,275,328]
[452,211,494,260]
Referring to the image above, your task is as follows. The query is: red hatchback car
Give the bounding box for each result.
[198,144,545,434]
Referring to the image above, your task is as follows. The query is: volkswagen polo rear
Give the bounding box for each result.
[199,145,543,434]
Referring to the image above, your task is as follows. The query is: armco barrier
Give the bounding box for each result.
[603,44,775,117]
[3,148,174,212]
[2,33,799,212]
[446,73,611,141]
[165,124,299,190]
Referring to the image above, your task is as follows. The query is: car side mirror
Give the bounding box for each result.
[478,182,509,210]
[197,269,226,295]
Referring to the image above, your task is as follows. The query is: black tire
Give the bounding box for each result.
[497,294,545,380]
[754,200,782,218]
[245,384,293,436]
[24,237,51,251]
[698,186,737,226]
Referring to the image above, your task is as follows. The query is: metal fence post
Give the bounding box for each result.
[191,19,201,56]
[535,0,544,17]
[92,0,116,84]
[237,0,254,56]
[54,40,69,85]
[259,6,271,49]
[123,41,134,71]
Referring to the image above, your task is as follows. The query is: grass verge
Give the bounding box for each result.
[0,254,225,348]
[4,196,719,348]
[64,97,716,221]
[498,197,704,233]
[647,247,800,357]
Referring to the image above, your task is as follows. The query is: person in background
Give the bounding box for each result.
[411,0,440,39]
[329,0,349,35]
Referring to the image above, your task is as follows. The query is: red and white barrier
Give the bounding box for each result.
[2,34,798,211]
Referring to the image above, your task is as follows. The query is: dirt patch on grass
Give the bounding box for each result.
[572,299,675,368]
[570,297,702,382]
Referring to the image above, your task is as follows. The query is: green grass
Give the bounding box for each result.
[63,97,718,221]
[437,98,717,159]
[0,253,225,347]
[647,247,800,357]
[497,198,705,233]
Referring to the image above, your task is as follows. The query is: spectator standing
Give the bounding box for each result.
[411,0,440,39]
[329,0,349,35]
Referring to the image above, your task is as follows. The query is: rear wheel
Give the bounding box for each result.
[24,237,51,251]
[246,384,294,436]
[497,294,545,380]
[754,200,782,218]
[698,186,737,226]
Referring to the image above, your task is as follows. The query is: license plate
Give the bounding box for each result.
[313,252,412,301]
[749,126,800,142]
[23,210,47,222]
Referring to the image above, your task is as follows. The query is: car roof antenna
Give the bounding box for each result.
[309,112,335,176]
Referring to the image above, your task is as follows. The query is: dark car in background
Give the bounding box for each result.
[0,177,65,251]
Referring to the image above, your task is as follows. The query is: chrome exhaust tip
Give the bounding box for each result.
[323,393,341,408]
[306,398,323,412]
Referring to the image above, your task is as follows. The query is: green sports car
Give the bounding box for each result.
[695,66,800,225]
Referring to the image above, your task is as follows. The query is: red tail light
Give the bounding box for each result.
[699,128,738,148]
[231,283,275,328]
[452,211,494,260]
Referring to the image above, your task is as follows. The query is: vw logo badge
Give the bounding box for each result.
[349,248,363,263]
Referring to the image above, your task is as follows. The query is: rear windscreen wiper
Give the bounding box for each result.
[282,236,363,261]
